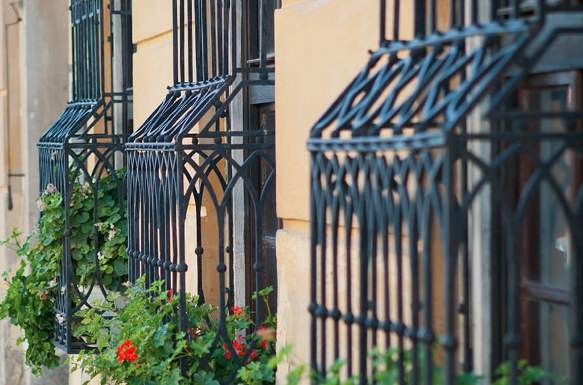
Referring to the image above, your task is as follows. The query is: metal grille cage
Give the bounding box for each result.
[309,1,583,384]
[37,0,133,353]
[126,0,278,376]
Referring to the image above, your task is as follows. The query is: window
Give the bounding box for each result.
[495,71,583,381]
[37,0,133,353]
[309,1,583,384]
[126,0,279,370]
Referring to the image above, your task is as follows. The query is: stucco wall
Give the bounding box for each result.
[0,1,69,385]
[274,0,395,374]
[20,0,71,383]
[0,2,25,384]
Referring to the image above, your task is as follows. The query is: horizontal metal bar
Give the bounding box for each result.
[307,131,446,152]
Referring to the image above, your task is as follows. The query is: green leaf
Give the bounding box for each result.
[113,259,128,276]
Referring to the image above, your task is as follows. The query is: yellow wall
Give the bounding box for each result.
[274,0,411,375]
[132,0,173,127]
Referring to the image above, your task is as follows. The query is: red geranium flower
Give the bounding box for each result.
[224,336,249,360]
[116,339,138,363]
[257,324,275,350]
[167,289,174,302]
[231,306,244,317]
[223,343,232,360]
[233,335,246,357]
[249,349,258,361]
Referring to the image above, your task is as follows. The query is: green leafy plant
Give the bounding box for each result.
[295,348,556,385]
[74,279,278,385]
[68,171,128,290]
[0,171,128,374]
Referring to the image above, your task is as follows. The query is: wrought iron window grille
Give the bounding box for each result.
[309,1,583,384]
[37,0,133,353]
[126,0,278,377]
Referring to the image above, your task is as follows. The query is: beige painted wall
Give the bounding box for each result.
[0,0,69,385]
[274,0,396,375]
[274,3,456,378]
[0,2,25,384]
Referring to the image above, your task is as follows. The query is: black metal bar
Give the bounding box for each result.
[180,0,185,83]
[380,0,386,43]
[415,0,425,37]
[430,0,437,33]
[173,0,179,84]
[188,0,194,82]
[210,0,217,77]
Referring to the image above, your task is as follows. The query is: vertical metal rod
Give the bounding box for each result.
[422,204,434,385]
[415,0,425,37]
[71,1,77,99]
[572,233,583,385]
[331,197,340,362]
[222,0,229,75]
[210,0,217,77]
[95,0,101,100]
[320,195,328,377]
[172,0,179,84]
[180,0,185,83]
[194,0,203,81]
[393,0,400,41]
[99,0,105,99]
[187,0,194,82]
[491,0,500,22]
[259,0,268,73]
[443,137,458,385]
[380,0,386,43]
[510,0,519,19]
[450,0,457,29]
[370,178,379,369]
[459,0,465,29]
[230,0,236,74]
[395,208,405,385]
[381,186,391,352]
[201,0,208,80]
[310,160,319,383]
[176,154,188,375]
[430,0,437,33]
[79,0,86,99]
[409,219,420,385]
[345,201,354,377]
[506,222,519,385]
[217,0,223,76]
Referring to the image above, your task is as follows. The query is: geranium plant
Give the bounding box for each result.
[0,171,128,374]
[74,279,279,385]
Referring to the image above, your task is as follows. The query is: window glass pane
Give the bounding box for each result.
[533,87,571,291]
[537,301,570,383]
[520,83,577,383]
